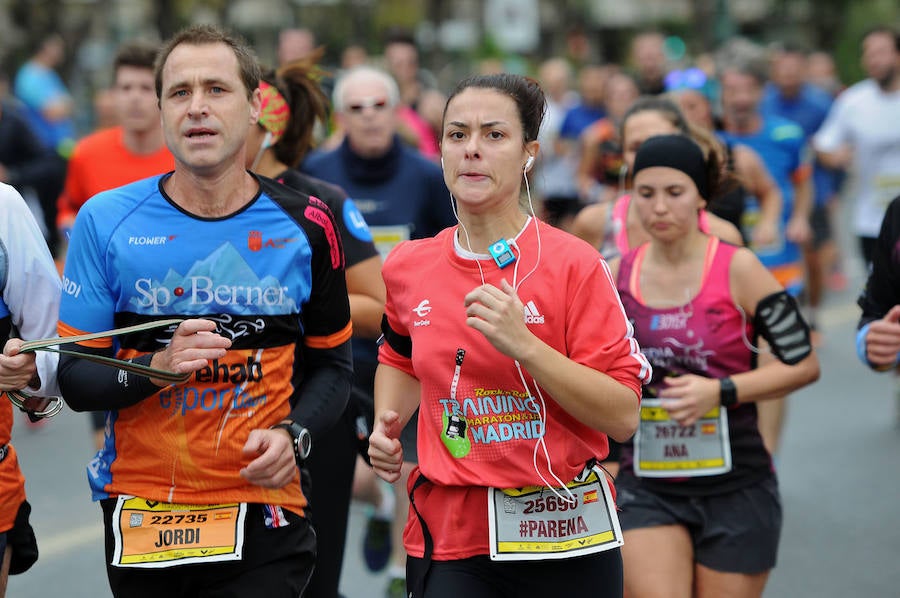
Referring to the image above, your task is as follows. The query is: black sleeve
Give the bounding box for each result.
[58,344,162,412]
[277,170,379,269]
[304,175,378,269]
[858,195,900,329]
[290,340,353,440]
[265,175,354,439]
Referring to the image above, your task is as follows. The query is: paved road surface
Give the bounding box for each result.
[8,245,900,598]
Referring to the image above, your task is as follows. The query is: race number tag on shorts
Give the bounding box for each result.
[369,224,411,260]
[633,398,731,477]
[487,466,623,561]
[111,496,247,568]
[875,175,900,211]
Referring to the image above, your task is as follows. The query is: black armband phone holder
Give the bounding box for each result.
[380,314,412,358]
[753,291,812,365]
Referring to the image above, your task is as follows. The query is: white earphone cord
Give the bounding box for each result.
[521,167,575,505]
[447,158,574,505]
[250,131,273,172]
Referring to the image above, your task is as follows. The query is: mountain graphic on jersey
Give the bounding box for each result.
[130,242,299,316]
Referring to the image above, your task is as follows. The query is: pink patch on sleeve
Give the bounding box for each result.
[305,197,343,269]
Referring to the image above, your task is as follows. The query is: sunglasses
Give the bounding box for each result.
[347,97,390,114]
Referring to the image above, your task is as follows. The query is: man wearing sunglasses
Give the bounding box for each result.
[0,183,62,596]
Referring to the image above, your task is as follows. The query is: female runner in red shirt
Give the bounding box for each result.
[369,73,650,597]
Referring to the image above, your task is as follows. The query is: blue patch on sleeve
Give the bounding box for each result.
[343,199,373,242]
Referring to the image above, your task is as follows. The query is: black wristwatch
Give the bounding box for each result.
[272,420,312,466]
[719,377,738,408]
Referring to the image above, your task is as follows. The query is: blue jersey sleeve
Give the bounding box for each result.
[59,194,120,337]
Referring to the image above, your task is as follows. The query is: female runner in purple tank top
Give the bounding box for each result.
[609,134,819,598]
[570,97,750,262]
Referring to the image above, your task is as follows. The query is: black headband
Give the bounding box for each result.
[632,134,709,200]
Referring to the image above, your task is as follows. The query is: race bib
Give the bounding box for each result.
[369,224,411,260]
[487,466,623,561]
[633,398,731,477]
[111,496,247,568]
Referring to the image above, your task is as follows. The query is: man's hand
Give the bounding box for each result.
[866,305,900,367]
[0,339,38,391]
[751,219,778,249]
[818,145,853,170]
[368,410,403,482]
[239,428,297,489]
[148,319,231,386]
[785,215,812,246]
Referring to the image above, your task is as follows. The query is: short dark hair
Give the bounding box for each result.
[114,41,159,76]
[442,73,546,144]
[383,26,417,49]
[154,24,260,100]
[28,33,63,58]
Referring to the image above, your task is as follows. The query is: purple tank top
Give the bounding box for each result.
[616,237,772,494]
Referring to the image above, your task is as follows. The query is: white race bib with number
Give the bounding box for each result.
[633,398,731,477]
[487,466,623,561]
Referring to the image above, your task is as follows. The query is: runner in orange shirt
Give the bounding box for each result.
[57,41,173,239]
[56,41,174,450]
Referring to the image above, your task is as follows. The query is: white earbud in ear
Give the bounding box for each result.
[525,155,534,172]
[441,157,445,169]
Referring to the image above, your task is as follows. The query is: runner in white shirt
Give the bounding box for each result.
[0,183,62,597]
[813,26,900,263]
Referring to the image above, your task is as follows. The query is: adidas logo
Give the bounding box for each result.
[523,300,545,324]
